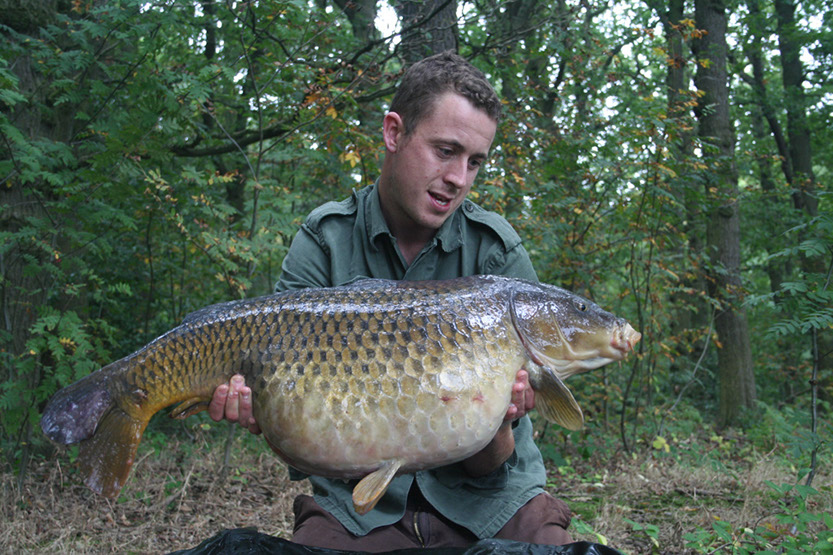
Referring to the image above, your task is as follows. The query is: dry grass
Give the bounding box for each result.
[555,447,833,554]
[2,423,830,554]
[2,426,310,554]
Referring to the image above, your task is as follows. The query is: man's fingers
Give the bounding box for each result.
[209,375,261,433]
[504,403,519,422]
[525,386,535,412]
[208,384,229,422]
[224,374,249,422]
[238,387,255,428]
[225,386,241,422]
[505,368,534,421]
[512,381,525,408]
[519,370,535,413]
[239,389,262,434]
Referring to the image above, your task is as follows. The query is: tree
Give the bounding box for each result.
[693,0,756,426]
[774,0,832,400]
[395,0,458,63]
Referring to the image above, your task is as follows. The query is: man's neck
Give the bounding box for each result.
[385,215,434,265]
[376,185,437,266]
[396,236,429,266]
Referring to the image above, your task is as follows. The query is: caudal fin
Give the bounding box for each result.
[41,370,114,445]
[40,365,147,497]
[77,405,146,497]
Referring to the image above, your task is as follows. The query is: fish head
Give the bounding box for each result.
[510,281,641,380]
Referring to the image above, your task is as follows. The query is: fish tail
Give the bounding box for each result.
[78,401,147,497]
[41,368,117,445]
[40,361,149,497]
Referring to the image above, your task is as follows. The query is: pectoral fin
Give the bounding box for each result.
[530,367,584,430]
[352,460,403,515]
[169,397,210,419]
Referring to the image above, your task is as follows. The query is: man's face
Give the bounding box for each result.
[379,92,497,238]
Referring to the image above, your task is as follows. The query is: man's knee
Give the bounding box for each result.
[292,494,352,547]
[495,493,573,545]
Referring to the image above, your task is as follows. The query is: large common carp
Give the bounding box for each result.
[41,275,640,514]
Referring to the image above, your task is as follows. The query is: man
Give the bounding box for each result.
[209,51,573,550]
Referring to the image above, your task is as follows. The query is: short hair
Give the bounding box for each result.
[389,51,502,135]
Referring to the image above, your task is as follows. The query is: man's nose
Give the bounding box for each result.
[444,158,468,188]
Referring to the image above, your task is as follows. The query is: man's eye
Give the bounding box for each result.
[437,147,453,157]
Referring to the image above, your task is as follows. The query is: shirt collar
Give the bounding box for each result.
[434,203,465,252]
[364,182,393,249]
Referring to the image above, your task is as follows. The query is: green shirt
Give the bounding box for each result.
[275,183,546,538]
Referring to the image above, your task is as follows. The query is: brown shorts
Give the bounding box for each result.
[291,489,572,552]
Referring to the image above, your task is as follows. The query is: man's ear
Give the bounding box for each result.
[382,112,406,152]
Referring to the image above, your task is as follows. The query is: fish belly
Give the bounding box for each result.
[250,291,525,478]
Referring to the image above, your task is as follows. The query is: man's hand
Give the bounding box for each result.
[463,368,534,477]
[208,374,261,434]
[504,368,535,422]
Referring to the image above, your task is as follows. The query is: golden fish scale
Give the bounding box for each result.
[248,282,527,478]
[116,305,277,418]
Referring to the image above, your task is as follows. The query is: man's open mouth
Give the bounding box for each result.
[429,191,451,207]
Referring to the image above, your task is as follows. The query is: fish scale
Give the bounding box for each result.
[40,275,641,515]
[259,279,530,483]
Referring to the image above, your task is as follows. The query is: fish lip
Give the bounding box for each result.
[611,323,641,355]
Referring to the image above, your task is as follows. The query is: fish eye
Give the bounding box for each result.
[576,302,587,312]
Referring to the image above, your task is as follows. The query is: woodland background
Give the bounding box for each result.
[1,0,831,552]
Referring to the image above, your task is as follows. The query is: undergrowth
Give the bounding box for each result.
[1,401,830,554]
[537,399,832,554]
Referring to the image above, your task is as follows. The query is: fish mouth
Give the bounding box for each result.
[611,323,641,356]
[526,324,640,378]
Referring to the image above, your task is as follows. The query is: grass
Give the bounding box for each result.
[2,415,831,554]
[2,420,309,553]
[545,425,833,554]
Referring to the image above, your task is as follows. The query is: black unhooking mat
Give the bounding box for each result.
[168,528,622,555]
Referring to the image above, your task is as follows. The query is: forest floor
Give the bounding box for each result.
[2,417,831,554]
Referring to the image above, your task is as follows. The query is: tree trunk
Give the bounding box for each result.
[774,0,832,402]
[395,0,458,62]
[655,0,711,375]
[774,0,817,215]
[333,0,379,44]
[693,0,756,427]
[744,0,791,299]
